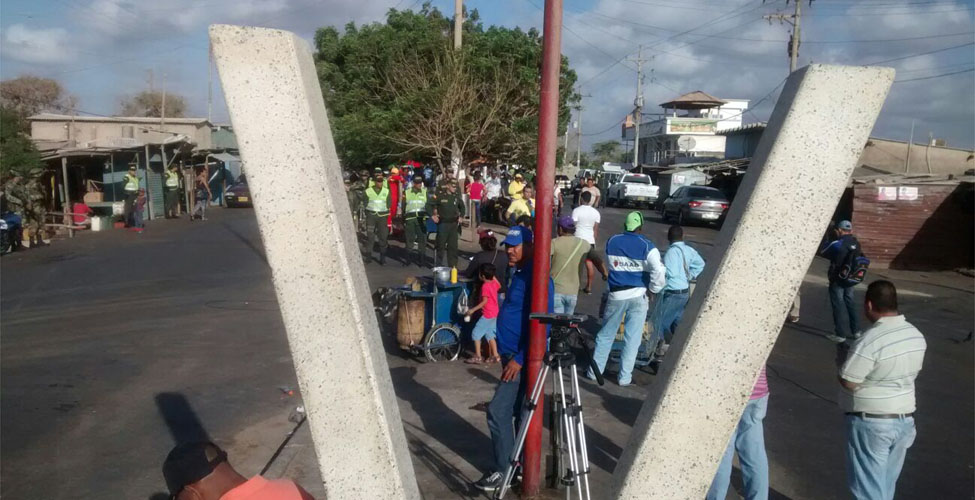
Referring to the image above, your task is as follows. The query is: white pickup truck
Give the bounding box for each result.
[606,173,659,209]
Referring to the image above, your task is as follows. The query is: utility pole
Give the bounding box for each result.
[576,104,582,168]
[629,45,647,166]
[208,40,213,123]
[451,0,463,179]
[764,0,807,72]
[161,73,167,127]
[905,119,915,173]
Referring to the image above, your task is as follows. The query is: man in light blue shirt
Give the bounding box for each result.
[649,225,705,361]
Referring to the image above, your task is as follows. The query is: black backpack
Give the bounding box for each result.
[837,238,870,286]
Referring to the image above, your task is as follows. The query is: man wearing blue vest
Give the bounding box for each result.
[588,211,666,386]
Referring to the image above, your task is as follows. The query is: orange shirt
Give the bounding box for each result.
[221,476,315,500]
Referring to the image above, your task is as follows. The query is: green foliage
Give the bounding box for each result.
[0,75,70,118]
[590,140,625,166]
[314,4,578,171]
[119,90,187,117]
[0,107,46,224]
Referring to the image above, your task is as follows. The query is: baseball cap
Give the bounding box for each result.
[412,175,423,184]
[624,211,644,232]
[503,226,533,246]
[558,215,575,231]
[837,220,852,230]
[162,442,228,497]
[372,167,383,176]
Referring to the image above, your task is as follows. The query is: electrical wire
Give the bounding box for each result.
[893,67,975,83]
[865,41,975,65]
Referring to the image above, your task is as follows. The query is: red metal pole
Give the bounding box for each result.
[524,0,562,496]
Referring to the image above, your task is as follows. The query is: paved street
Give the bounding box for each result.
[2,207,972,499]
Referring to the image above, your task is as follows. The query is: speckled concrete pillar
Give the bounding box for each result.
[209,25,419,499]
[613,65,894,498]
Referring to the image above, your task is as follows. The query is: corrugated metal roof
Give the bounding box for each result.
[28,113,210,125]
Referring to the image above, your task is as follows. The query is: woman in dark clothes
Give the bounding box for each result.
[463,229,510,294]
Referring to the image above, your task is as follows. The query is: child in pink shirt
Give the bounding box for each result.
[465,263,501,364]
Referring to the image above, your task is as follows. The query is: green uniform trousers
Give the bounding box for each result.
[365,211,389,257]
[404,215,426,259]
[436,221,459,267]
[164,188,179,217]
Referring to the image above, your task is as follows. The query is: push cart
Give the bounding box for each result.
[396,273,470,362]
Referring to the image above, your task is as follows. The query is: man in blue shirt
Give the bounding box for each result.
[588,211,666,387]
[475,226,554,492]
[648,225,705,362]
[820,220,861,342]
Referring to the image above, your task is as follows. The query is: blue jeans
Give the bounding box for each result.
[589,294,649,385]
[553,293,578,315]
[486,359,526,473]
[845,414,916,500]
[707,395,769,500]
[648,289,689,351]
[829,282,860,338]
[472,200,481,226]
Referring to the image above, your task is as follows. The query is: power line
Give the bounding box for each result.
[893,67,974,83]
[865,41,975,65]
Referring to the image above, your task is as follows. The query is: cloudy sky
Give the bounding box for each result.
[2,0,973,150]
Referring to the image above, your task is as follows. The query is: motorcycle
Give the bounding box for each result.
[1,211,23,255]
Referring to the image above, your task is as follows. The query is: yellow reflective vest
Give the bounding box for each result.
[124,173,139,193]
[365,185,390,213]
[404,188,427,215]
[165,170,179,189]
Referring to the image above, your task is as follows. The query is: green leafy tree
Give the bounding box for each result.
[0,75,72,118]
[119,90,187,117]
[591,140,624,166]
[1,107,47,243]
[314,4,578,171]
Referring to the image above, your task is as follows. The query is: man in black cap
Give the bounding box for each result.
[163,441,314,500]
[363,167,391,265]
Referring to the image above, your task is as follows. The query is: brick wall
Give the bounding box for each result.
[853,182,974,270]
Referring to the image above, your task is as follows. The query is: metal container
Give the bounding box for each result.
[432,266,452,286]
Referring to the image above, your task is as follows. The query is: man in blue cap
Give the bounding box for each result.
[820,220,862,342]
[474,225,553,492]
[588,211,666,387]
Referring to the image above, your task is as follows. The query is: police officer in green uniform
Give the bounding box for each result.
[363,168,391,265]
[123,165,140,227]
[349,169,370,226]
[403,175,428,267]
[430,178,465,267]
[164,164,180,218]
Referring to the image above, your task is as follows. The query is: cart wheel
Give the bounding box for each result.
[424,323,461,362]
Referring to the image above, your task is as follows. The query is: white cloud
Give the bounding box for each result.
[1,24,73,65]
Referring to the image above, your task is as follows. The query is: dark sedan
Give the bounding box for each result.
[660,186,729,226]
[224,180,252,208]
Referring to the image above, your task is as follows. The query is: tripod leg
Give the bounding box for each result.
[497,364,549,500]
[556,364,583,500]
[570,367,593,500]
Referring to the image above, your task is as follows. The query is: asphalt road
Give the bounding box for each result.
[1,206,972,499]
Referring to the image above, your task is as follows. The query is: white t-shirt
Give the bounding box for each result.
[485,178,502,199]
[572,205,601,245]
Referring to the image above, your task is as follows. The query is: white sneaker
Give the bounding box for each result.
[825,334,847,343]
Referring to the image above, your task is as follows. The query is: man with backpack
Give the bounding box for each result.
[821,220,869,343]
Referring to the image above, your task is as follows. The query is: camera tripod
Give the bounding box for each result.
[495,314,605,500]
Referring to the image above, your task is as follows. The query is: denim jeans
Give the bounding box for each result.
[707,395,769,500]
[648,289,689,352]
[486,359,526,473]
[553,293,578,315]
[472,200,481,226]
[845,414,916,500]
[829,282,860,338]
[589,294,649,385]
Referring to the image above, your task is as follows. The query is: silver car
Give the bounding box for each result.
[660,186,729,226]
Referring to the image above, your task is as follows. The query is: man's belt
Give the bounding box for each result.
[609,285,640,293]
[845,412,914,419]
[439,217,459,224]
[405,211,426,219]
[663,288,689,295]
[366,210,389,216]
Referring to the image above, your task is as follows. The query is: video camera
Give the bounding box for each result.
[529,313,604,386]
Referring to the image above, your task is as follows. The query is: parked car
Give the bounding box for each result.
[659,186,729,226]
[606,173,659,209]
[224,179,252,208]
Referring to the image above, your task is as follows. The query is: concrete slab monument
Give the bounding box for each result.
[209,25,420,499]
[612,64,894,498]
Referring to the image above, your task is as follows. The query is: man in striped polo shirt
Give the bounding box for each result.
[839,280,926,500]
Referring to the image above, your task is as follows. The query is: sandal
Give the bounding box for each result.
[487,355,501,364]
[465,356,484,364]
